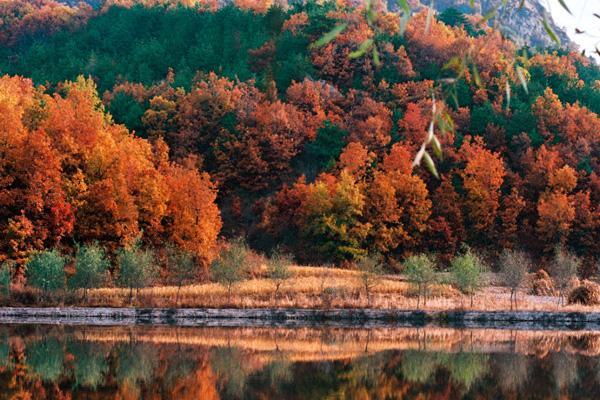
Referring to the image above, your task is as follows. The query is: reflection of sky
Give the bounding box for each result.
[546,0,600,61]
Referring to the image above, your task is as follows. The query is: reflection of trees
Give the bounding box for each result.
[0,329,10,369]
[25,337,64,382]
[400,351,447,384]
[115,342,158,395]
[163,348,198,390]
[443,352,489,391]
[265,353,293,389]
[552,352,578,394]
[495,353,529,394]
[68,340,110,389]
[211,347,249,399]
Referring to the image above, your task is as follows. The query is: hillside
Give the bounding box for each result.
[0,0,598,278]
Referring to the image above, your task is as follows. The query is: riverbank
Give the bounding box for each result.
[2,307,600,330]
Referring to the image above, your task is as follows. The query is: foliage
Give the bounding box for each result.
[449,247,486,307]
[404,254,436,308]
[25,338,65,382]
[166,245,197,303]
[69,341,109,389]
[70,243,110,298]
[25,250,66,296]
[0,262,11,298]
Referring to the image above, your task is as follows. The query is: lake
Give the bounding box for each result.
[0,324,599,399]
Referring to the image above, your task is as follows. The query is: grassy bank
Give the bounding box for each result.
[5,266,599,313]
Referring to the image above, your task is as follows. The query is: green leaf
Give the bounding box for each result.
[557,0,572,15]
[422,151,440,179]
[372,45,381,66]
[397,0,410,15]
[542,14,560,45]
[469,0,474,7]
[349,39,374,59]
[516,66,528,94]
[310,23,348,49]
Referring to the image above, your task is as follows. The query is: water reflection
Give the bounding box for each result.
[0,325,598,399]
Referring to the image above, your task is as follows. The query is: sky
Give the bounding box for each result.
[546,0,600,61]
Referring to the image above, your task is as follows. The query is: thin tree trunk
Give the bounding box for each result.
[176,284,181,306]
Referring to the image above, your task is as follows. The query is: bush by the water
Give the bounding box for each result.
[26,250,66,297]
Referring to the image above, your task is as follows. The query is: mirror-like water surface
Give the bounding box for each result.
[0,324,599,399]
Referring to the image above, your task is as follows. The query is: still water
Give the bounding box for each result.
[0,324,599,399]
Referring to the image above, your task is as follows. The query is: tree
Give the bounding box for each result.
[26,250,66,299]
[450,248,486,308]
[550,246,580,307]
[116,244,156,303]
[166,245,197,305]
[70,243,110,300]
[266,249,293,299]
[356,255,384,307]
[498,249,530,311]
[211,238,249,304]
[404,254,436,308]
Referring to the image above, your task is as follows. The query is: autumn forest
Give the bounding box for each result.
[0,0,599,296]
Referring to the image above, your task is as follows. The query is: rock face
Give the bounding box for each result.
[393,0,571,49]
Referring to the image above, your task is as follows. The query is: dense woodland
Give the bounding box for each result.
[0,0,599,283]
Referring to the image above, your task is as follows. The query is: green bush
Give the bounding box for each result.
[116,244,156,302]
[70,243,110,299]
[450,248,487,307]
[26,250,66,297]
[0,261,12,299]
[404,254,437,308]
[211,238,250,303]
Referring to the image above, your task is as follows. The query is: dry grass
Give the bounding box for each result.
[10,266,600,312]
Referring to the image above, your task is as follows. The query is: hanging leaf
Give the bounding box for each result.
[505,80,511,109]
[471,63,482,88]
[557,0,572,15]
[422,151,440,179]
[398,0,411,34]
[516,66,528,94]
[425,5,434,34]
[398,0,410,15]
[469,0,474,7]
[372,45,381,66]
[431,135,443,160]
[519,0,525,8]
[310,23,348,49]
[349,39,374,59]
[542,14,560,46]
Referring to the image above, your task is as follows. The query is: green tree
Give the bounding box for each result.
[26,338,65,382]
[211,238,250,304]
[498,249,530,310]
[356,255,384,307]
[404,254,437,308]
[166,245,197,305]
[116,244,156,303]
[26,250,66,299]
[450,248,487,308]
[266,249,293,299]
[68,341,109,389]
[70,243,110,300]
[0,261,12,299]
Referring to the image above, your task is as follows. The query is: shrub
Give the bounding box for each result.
[70,243,110,300]
[356,255,384,307]
[567,280,600,306]
[450,248,487,307]
[404,254,437,308]
[166,245,197,305]
[266,249,293,299]
[499,249,531,310]
[550,246,580,306]
[26,250,66,298]
[211,238,250,304]
[0,261,12,299]
[530,269,556,296]
[117,244,156,303]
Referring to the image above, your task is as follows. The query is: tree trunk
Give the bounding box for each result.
[176,284,181,306]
